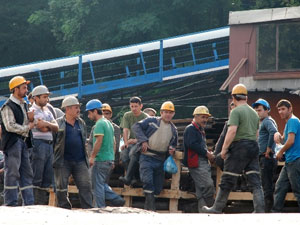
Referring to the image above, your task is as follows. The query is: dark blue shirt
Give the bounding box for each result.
[64,120,85,162]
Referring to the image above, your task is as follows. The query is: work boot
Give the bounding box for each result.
[204,196,215,207]
[110,196,125,207]
[34,188,48,205]
[197,198,206,213]
[265,196,274,213]
[252,188,265,213]
[144,193,156,211]
[201,189,230,214]
[118,176,131,186]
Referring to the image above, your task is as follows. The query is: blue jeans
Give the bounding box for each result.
[32,139,54,190]
[4,138,34,206]
[92,161,122,208]
[54,160,93,209]
[189,157,215,201]
[273,157,300,212]
[139,154,164,195]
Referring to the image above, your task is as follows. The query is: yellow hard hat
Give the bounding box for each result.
[193,106,211,116]
[160,101,175,112]
[102,103,112,113]
[232,83,247,95]
[9,76,30,91]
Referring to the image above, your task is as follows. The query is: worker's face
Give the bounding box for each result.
[66,105,80,119]
[145,111,156,117]
[35,94,49,107]
[255,105,269,121]
[87,110,97,122]
[194,114,209,128]
[15,84,28,98]
[160,110,175,122]
[103,110,112,120]
[278,105,292,120]
[130,102,142,116]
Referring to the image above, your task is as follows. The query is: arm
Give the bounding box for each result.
[214,122,228,155]
[221,125,237,159]
[276,133,295,160]
[265,120,278,158]
[36,119,59,132]
[122,128,129,148]
[89,135,103,166]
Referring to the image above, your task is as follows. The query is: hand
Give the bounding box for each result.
[221,148,227,160]
[29,122,35,130]
[206,151,215,163]
[128,139,137,145]
[0,168,4,174]
[120,144,127,151]
[27,111,34,122]
[142,142,149,152]
[274,132,282,144]
[264,147,272,159]
[169,146,175,155]
[276,150,283,161]
[89,156,95,167]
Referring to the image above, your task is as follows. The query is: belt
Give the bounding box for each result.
[17,135,28,142]
[33,139,53,145]
[147,148,167,156]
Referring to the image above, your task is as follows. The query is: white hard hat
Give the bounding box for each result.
[61,96,81,108]
[32,85,50,97]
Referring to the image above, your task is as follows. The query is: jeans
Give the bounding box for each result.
[32,139,54,190]
[272,157,300,212]
[139,154,164,195]
[54,160,93,209]
[4,138,34,206]
[92,160,122,208]
[259,155,277,199]
[189,157,215,201]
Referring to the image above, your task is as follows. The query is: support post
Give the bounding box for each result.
[139,50,147,75]
[159,40,164,80]
[190,43,196,65]
[37,70,43,85]
[88,60,96,84]
[78,55,83,99]
[60,72,64,90]
[212,43,219,60]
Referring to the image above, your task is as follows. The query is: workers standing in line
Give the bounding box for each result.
[202,84,265,213]
[252,98,278,212]
[183,106,215,213]
[272,99,300,212]
[102,103,121,164]
[133,101,178,211]
[86,99,125,208]
[0,76,35,206]
[119,97,148,185]
[53,96,93,209]
[30,85,58,205]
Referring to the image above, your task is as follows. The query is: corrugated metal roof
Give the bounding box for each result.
[229,6,300,25]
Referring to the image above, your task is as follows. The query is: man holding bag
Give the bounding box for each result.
[183,106,215,213]
[133,101,178,211]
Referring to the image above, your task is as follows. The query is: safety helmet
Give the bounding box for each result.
[252,98,270,111]
[85,99,102,111]
[193,106,211,116]
[160,101,175,112]
[232,83,248,95]
[31,85,50,97]
[9,76,30,91]
[102,103,112,113]
[61,96,80,108]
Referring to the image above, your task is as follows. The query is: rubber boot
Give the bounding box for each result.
[144,193,156,211]
[201,189,230,214]
[204,196,215,207]
[265,196,273,213]
[252,188,265,213]
[119,159,138,186]
[197,198,206,213]
[111,196,125,207]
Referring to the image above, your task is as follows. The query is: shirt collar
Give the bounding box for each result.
[10,94,25,106]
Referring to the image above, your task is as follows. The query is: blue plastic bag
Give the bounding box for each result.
[164,156,178,174]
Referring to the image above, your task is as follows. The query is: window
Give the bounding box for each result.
[257,22,300,72]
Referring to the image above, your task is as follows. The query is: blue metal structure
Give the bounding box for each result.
[0,26,229,106]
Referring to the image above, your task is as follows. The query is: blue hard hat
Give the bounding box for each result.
[252,98,270,110]
[85,99,102,111]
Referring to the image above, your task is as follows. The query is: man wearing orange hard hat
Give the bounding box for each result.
[0,76,35,206]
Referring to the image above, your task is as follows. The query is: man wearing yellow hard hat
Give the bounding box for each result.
[183,105,215,213]
[132,101,178,211]
[202,83,264,213]
[0,76,35,206]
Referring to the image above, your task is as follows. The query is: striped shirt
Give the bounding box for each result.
[0,94,30,137]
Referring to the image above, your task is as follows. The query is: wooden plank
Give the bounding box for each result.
[48,188,56,206]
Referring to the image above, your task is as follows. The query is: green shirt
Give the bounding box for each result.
[228,104,259,141]
[93,118,114,161]
[120,111,148,139]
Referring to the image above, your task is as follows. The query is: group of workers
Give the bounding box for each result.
[0,75,299,213]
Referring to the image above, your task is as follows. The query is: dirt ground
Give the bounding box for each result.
[0,206,300,225]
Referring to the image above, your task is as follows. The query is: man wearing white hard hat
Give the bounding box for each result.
[30,85,58,205]
[53,96,93,209]
[183,106,215,213]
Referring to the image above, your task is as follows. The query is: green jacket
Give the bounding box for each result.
[53,115,89,168]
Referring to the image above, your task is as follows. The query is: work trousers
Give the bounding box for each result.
[272,157,300,212]
[4,138,34,206]
[54,160,93,209]
[189,157,215,201]
[259,155,277,200]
